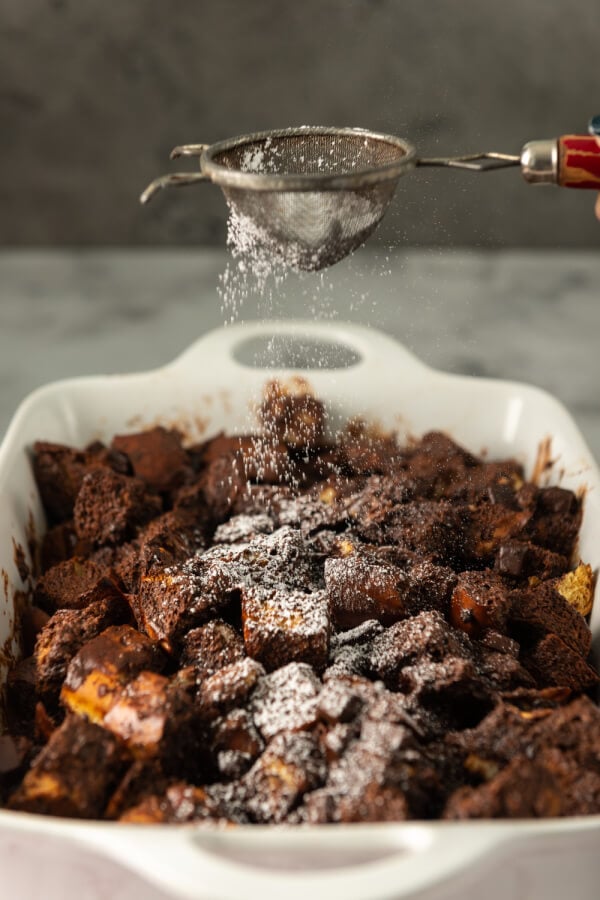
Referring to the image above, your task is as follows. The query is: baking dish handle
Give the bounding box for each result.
[75,821,514,900]
[171,320,430,385]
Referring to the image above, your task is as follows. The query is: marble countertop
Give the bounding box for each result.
[1,247,599,458]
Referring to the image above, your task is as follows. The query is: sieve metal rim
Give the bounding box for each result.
[199,126,417,192]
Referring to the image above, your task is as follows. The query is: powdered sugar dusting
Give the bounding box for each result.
[250,662,321,740]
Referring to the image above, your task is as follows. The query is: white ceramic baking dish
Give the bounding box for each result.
[1,320,599,900]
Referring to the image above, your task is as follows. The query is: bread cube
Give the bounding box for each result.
[7,716,128,818]
[74,468,161,546]
[61,625,165,723]
[242,587,330,672]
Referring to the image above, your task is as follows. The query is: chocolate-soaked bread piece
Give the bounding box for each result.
[112,427,191,493]
[131,554,235,650]
[338,420,404,477]
[448,460,525,504]
[104,759,169,820]
[61,625,166,724]
[259,380,325,449]
[7,716,129,818]
[0,735,32,804]
[4,657,38,735]
[103,671,213,781]
[33,441,130,524]
[452,694,600,770]
[341,475,416,541]
[74,468,162,546]
[368,500,468,565]
[450,570,513,637]
[299,715,431,823]
[325,620,385,680]
[34,556,123,613]
[403,431,478,499]
[244,730,326,823]
[526,486,582,557]
[249,662,321,741]
[200,658,265,719]
[462,502,532,563]
[325,553,409,629]
[211,707,264,779]
[19,604,50,657]
[510,581,592,656]
[242,587,330,672]
[444,753,565,819]
[523,634,599,692]
[213,513,275,545]
[39,521,80,572]
[369,611,532,735]
[35,594,130,705]
[115,509,206,594]
[181,620,245,681]
[190,455,248,524]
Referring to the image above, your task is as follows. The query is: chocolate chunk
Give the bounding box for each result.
[494,540,568,580]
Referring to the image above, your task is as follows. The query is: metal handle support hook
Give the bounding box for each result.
[139,172,209,205]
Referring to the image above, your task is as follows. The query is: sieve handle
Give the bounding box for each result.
[139,171,209,204]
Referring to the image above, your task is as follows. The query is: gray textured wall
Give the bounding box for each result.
[1,0,599,248]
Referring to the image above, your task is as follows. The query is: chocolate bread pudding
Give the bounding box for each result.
[2,382,598,823]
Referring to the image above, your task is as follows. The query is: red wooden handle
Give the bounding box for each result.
[558,135,600,188]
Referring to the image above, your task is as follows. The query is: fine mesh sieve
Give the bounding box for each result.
[140,123,600,271]
[141,128,417,270]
